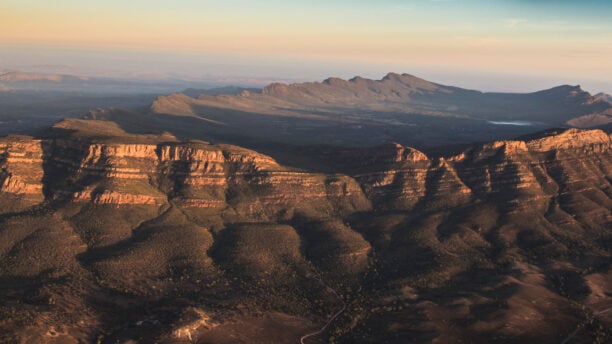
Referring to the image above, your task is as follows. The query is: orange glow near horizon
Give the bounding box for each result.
[1,1,612,82]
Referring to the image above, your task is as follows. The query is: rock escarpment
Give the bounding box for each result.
[0,125,610,344]
[0,136,45,212]
[1,128,609,219]
[1,136,371,220]
[330,129,611,216]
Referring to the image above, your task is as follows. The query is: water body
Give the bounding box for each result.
[487,120,537,126]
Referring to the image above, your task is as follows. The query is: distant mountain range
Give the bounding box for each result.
[0,71,240,95]
[152,72,612,128]
[3,71,610,130]
[75,72,609,150]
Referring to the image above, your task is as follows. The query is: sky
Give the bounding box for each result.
[1,0,612,92]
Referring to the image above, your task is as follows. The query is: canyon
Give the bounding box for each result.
[0,118,610,343]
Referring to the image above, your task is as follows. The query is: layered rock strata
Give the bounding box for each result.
[0,129,609,220]
[1,138,371,220]
[0,136,46,212]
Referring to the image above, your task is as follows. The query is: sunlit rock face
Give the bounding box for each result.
[335,129,611,214]
[0,127,610,343]
[1,128,608,216]
[0,137,372,220]
[0,137,45,213]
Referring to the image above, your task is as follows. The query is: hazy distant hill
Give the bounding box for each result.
[0,72,260,136]
[3,71,610,144]
[182,86,261,98]
[595,92,612,103]
[567,109,612,128]
[0,71,90,83]
[153,73,610,126]
[564,93,612,128]
[0,70,230,94]
[80,72,608,149]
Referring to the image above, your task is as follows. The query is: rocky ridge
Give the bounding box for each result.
[0,124,610,343]
[0,136,46,212]
[150,73,612,128]
[0,135,370,221]
[1,128,609,217]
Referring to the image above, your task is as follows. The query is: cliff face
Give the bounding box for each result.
[328,129,611,216]
[0,136,45,212]
[1,129,609,219]
[0,127,610,343]
[448,129,611,211]
[2,137,371,220]
[347,143,433,210]
[45,140,167,207]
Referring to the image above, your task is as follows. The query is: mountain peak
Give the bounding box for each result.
[322,77,348,86]
[380,72,441,91]
[382,72,402,80]
[348,76,368,83]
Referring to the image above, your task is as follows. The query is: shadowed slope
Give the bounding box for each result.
[0,122,609,343]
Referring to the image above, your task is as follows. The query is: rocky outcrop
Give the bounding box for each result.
[73,188,165,206]
[349,143,432,209]
[0,126,610,344]
[0,138,45,194]
[339,129,611,212]
[526,128,610,152]
[0,137,371,220]
[0,129,609,220]
[0,136,45,212]
[171,308,217,341]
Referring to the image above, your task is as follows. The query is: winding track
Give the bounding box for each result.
[299,285,347,344]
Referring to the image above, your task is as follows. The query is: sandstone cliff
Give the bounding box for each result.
[1,128,609,220]
[0,126,610,343]
[319,129,611,217]
[1,135,371,221]
[0,136,45,212]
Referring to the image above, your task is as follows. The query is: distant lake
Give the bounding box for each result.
[487,120,537,126]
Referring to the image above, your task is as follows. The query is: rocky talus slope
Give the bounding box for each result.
[0,124,610,343]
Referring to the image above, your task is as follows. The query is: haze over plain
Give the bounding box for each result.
[1,0,612,93]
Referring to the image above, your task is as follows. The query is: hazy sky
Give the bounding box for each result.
[1,0,612,92]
